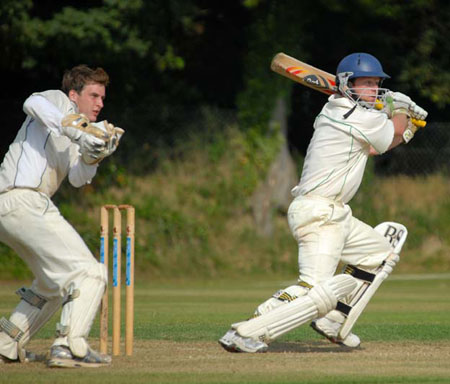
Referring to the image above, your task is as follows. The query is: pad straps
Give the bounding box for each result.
[56,285,80,337]
[335,265,377,317]
[344,265,376,283]
[0,317,24,342]
[16,287,47,309]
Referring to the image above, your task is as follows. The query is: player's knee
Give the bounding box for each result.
[84,261,107,287]
[96,262,107,285]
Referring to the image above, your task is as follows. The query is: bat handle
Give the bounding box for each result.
[411,118,426,128]
[375,100,427,128]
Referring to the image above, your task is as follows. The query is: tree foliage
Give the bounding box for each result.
[1,0,449,168]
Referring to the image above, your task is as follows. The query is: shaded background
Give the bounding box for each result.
[2,0,449,174]
[1,0,449,279]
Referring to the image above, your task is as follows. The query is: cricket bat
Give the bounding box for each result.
[271,52,426,128]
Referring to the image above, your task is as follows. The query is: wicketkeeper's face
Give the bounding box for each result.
[69,83,106,122]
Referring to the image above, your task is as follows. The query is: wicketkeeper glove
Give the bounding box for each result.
[61,114,125,165]
[61,114,108,156]
[80,121,125,165]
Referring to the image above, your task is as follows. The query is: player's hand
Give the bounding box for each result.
[81,121,125,164]
[402,116,425,144]
[62,114,109,141]
[80,147,104,164]
[92,121,125,158]
[385,92,428,120]
[409,104,428,121]
[61,114,108,154]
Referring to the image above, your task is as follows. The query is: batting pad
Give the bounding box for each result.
[0,289,61,361]
[236,274,357,342]
[57,263,107,358]
[254,284,309,317]
[337,221,408,340]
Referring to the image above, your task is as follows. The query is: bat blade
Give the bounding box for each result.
[271,53,337,95]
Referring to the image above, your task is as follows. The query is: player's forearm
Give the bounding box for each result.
[387,135,405,151]
[387,114,409,150]
[68,156,98,187]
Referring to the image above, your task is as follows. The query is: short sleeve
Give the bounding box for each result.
[347,109,394,154]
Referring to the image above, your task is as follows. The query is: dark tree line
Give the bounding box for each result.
[2,0,449,173]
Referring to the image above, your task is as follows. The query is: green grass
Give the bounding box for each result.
[14,276,446,343]
[0,275,449,383]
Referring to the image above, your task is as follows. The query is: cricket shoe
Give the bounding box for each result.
[47,345,111,368]
[311,317,361,348]
[218,329,268,353]
[0,350,46,364]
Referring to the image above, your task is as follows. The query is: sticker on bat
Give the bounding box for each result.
[304,75,335,94]
[383,225,406,248]
[286,66,305,75]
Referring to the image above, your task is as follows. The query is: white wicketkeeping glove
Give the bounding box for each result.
[385,91,428,120]
[61,114,107,157]
[80,121,125,164]
[93,121,124,157]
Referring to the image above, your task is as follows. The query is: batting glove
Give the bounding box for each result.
[385,91,428,120]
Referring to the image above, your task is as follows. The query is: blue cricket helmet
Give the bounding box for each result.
[336,53,390,81]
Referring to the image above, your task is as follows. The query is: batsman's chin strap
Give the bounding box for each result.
[343,104,357,119]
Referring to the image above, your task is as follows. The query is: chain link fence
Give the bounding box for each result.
[2,97,448,177]
[374,122,450,175]
[123,109,449,177]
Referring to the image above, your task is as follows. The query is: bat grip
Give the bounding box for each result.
[375,101,426,128]
[411,118,426,128]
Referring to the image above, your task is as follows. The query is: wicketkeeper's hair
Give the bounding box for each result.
[61,65,109,95]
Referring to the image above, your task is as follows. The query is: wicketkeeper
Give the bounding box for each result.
[0,65,124,367]
[219,52,427,353]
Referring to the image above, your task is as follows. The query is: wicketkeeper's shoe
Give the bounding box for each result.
[310,317,361,348]
[47,345,112,368]
[218,329,268,353]
[0,350,46,364]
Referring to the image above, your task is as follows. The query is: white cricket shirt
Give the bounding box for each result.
[292,95,394,203]
[0,90,98,197]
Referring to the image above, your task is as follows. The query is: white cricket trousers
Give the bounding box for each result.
[0,188,101,297]
[0,189,106,360]
[287,195,392,286]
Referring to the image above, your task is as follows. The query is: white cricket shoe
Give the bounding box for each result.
[218,329,268,353]
[47,345,112,368]
[311,317,361,348]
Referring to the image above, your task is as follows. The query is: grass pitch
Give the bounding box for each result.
[0,275,449,383]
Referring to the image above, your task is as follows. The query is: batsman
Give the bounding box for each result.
[219,53,427,352]
[0,65,124,367]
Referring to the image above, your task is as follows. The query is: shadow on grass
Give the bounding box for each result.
[269,340,357,353]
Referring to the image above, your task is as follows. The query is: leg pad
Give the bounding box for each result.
[236,274,357,343]
[0,317,24,342]
[16,287,47,309]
